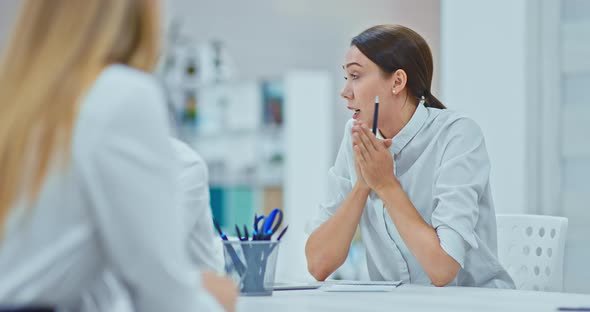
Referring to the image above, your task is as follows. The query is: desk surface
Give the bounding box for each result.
[238,285,590,312]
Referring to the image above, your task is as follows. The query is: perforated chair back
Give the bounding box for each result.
[496,214,568,292]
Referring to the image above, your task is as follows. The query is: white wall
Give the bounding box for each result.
[440,0,528,214]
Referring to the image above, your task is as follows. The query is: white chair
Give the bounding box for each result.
[496,214,568,292]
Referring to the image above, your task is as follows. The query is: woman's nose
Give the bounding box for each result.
[340,85,353,100]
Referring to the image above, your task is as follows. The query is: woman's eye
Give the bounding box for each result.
[344,74,359,81]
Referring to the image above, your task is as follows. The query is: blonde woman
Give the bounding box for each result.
[0,1,236,311]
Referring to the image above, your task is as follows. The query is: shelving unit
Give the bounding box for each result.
[172,79,286,233]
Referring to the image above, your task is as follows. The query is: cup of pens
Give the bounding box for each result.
[215,208,288,296]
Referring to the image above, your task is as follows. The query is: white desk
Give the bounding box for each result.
[238,285,590,312]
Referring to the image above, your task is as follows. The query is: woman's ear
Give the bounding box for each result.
[391,69,407,95]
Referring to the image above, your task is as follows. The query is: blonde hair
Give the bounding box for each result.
[0,0,161,233]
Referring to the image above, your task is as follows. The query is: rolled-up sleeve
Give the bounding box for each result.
[431,118,489,268]
[306,120,354,235]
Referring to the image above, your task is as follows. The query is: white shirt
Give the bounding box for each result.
[171,139,224,272]
[0,65,222,311]
[308,102,515,288]
[75,139,225,312]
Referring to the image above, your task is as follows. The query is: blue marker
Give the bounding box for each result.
[213,219,228,240]
[372,96,379,135]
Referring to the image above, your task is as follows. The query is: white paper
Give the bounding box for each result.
[273,282,322,291]
[321,280,402,292]
[333,280,402,286]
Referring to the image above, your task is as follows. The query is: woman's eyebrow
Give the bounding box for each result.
[343,62,363,69]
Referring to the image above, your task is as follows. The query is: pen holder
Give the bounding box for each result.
[223,240,280,296]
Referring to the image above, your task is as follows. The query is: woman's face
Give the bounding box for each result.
[340,45,395,127]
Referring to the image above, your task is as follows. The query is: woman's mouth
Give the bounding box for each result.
[352,109,360,119]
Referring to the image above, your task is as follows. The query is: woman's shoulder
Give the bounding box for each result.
[426,107,485,141]
[73,65,170,161]
[98,64,157,86]
[79,65,167,130]
[89,64,163,105]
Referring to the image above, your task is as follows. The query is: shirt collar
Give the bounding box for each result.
[376,100,429,155]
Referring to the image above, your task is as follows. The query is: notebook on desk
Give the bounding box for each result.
[273,282,323,291]
[321,280,402,292]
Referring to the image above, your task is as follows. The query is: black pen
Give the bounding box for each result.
[276,226,288,241]
[372,96,379,135]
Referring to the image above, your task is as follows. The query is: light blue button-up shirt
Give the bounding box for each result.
[309,102,515,288]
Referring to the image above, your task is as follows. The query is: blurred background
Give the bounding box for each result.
[1,0,589,294]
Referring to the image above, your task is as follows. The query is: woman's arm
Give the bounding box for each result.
[305,121,371,281]
[305,184,370,281]
[375,183,460,286]
[202,271,238,312]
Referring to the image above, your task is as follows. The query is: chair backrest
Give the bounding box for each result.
[496,214,568,292]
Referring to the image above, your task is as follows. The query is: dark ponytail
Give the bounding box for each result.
[351,25,446,109]
[422,89,446,110]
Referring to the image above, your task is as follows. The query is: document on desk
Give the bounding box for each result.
[273,282,323,291]
[321,280,402,292]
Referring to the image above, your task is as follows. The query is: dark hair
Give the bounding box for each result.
[351,25,445,109]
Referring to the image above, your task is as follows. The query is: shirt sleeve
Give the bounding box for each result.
[431,118,489,268]
[78,75,223,312]
[170,139,224,273]
[306,120,355,235]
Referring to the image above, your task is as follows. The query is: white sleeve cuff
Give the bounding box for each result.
[436,225,469,268]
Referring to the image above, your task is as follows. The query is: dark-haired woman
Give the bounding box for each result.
[305,25,514,289]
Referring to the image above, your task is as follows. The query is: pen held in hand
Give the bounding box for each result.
[372,96,379,135]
